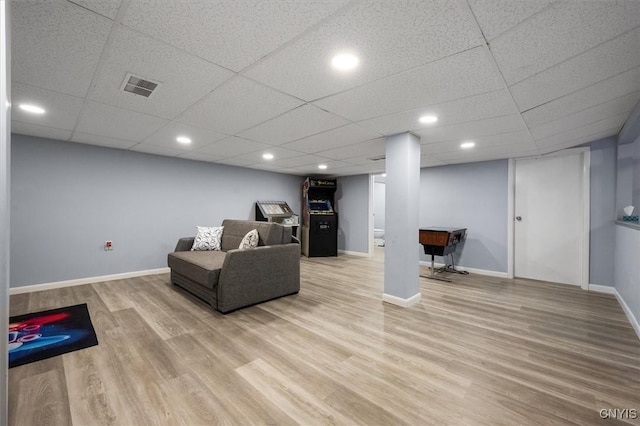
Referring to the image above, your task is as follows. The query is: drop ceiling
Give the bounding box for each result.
[10,0,640,176]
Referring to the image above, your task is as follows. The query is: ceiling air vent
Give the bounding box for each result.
[121,73,161,98]
[368,155,386,161]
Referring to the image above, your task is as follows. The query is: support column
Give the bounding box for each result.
[0,0,10,423]
[383,132,421,307]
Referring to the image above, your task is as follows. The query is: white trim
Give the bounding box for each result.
[588,284,617,294]
[581,149,590,290]
[589,284,640,340]
[507,158,515,279]
[419,261,508,278]
[368,174,375,256]
[382,292,421,307]
[9,267,170,295]
[338,249,370,257]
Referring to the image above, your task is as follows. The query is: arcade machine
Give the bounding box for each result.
[255,201,299,238]
[301,178,338,257]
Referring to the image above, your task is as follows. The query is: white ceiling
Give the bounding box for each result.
[10,0,640,177]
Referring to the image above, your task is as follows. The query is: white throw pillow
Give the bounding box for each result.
[239,229,259,249]
[191,226,224,251]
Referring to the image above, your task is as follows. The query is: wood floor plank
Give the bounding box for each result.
[8,248,640,425]
[11,369,72,426]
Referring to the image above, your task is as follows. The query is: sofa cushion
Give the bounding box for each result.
[239,229,259,249]
[167,251,226,289]
[220,220,283,251]
[191,226,223,251]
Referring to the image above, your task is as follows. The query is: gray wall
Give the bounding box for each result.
[1,0,10,422]
[588,137,617,286]
[418,160,509,272]
[634,135,640,210]
[335,174,369,253]
[616,142,635,215]
[373,181,385,230]
[11,134,302,287]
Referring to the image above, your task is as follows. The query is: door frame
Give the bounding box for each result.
[507,147,591,289]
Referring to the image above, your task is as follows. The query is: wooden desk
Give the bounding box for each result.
[419,227,466,282]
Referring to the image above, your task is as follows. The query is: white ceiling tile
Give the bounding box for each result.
[434,142,539,161]
[510,28,640,112]
[269,154,327,168]
[88,26,233,120]
[421,131,535,155]
[129,144,187,157]
[280,124,381,154]
[490,0,640,85]
[69,0,122,20]
[12,83,84,130]
[419,157,448,168]
[143,122,227,150]
[215,157,257,168]
[538,129,619,154]
[177,76,304,135]
[357,89,518,136]
[177,152,226,163]
[122,0,349,72]
[75,101,168,142]
[467,0,553,41]
[534,113,629,148]
[245,0,483,101]
[11,122,72,141]
[530,92,640,140]
[415,115,527,145]
[238,104,350,145]
[11,1,113,97]
[522,66,640,128]
[195,136,271,158]
[317,137,386,160]
[314,47,504,121]
[71,132,137,150]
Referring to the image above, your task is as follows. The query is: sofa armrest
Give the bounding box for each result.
[174,237,195,252]
[217,243,300,313]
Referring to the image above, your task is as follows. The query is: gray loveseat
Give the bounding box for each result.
[167,219,300,313]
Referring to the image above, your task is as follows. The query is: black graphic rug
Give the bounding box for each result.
[8,303,99,368]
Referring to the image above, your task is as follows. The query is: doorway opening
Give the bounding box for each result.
[370,174,386,250]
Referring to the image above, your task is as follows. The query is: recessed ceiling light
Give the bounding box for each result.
[381,173,387,177]
[460,141,475,149]
[318,164,328,170]
[262,153,274,160]
[331,53,359,71]
[176,136,192,145]
[19,104,45,114]
[419,115,438,124]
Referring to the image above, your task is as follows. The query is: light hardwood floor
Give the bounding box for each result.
[9,249,640,425]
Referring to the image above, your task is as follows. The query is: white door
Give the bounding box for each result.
[514,151,589,287]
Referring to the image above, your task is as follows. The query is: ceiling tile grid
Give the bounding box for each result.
[238,104,350,145]
[12,83,84,131]
[521,66,640,129]
[9,0,640,176]
[509,27,640,112]
[11,0,114,97]
[75,101,168,142]
[489,0,640,85]
[88,25,234,120]
[245,0,484,101]
[177,76,304,135]
[357,89,519,136]
[121,0,350,72]
[314,46,504,122]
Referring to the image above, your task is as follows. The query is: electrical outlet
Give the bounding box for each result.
[105,240,113,251]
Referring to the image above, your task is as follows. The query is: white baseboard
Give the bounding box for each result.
[9,267,170,295]
[589,284,640,340]
[338,249,370,257]
[419,261,508,278]
[382,292,421,308]
[587,284,617,294]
